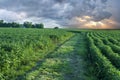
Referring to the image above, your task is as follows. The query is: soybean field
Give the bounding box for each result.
[0,28,120,80]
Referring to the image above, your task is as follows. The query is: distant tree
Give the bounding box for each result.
[0,20,4,23]
[11,22,21,28]
[31,24,36,28]
[54,27,59,29]
[6,23,12,27]
[23,21,32,28]
[0,20,4,27]
[35,23,44,29]
[0,20,45,29]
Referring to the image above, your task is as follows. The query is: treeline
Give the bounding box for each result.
[0,20,44,28]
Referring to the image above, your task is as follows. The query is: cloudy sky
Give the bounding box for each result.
[0,0,119,28]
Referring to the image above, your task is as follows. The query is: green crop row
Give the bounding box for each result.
[87,33,120,80]
[92,37,120,70]
[0,28,74,80]
[102,38,120,54]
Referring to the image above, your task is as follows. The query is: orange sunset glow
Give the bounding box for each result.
[75,16,116,29]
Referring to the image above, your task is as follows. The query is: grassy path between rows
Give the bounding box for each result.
[20,33,91,80]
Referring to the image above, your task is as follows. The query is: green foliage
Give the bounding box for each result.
[87,33,120,80]
[11,22,21,28]
[54,27,59,29]
[0,28,120,80]
[92,37,120,70]
[31,23,44,29]
[0,20,45,29]
[23,21,33,28]
[0,28,73,80]
[0,20,22,28]
[35,23,44,29]
[0,20,4,23]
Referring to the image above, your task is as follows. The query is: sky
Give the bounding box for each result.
[0,0,119,29]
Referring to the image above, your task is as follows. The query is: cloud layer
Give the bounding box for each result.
[0,0,119,28]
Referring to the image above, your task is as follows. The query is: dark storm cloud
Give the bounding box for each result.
[92,11,112,21]
[101,0,108,3]
[0,0,118,28]
[110,0,120,22]
[54,0,65,3]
